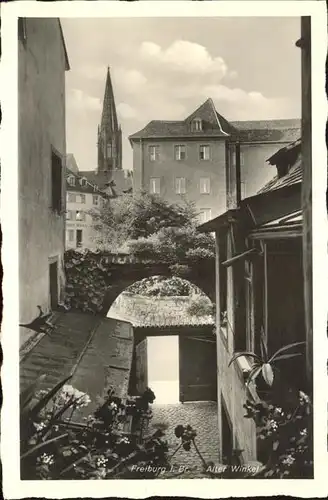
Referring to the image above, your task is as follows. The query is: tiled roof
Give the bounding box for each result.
[108,292,215,328]
[20,312,134,419]
[66,169,106,195]
[230,119,301,143]
[129,98,231,141]
[234,127,300,143]
[79,169,133,196]
[129,98,300,143]
[258,139,302,193]
[231,119,301,130]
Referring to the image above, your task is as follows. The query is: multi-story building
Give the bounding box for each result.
[65,166,107,250]
[129,98,300,222]
[18,18,70,350]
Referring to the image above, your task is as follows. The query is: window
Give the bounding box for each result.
[51,150,63,214]
[149,145,159,162]
[174,145,186,161]
[192,118,202,131]
[66,210,73,220]
[80,178,87,187]
[18,18,27,44]
[67,176,75,187]
[199,208,212,223]
[199,145,210,161]
[175,177,186,195]
[76,210,86,221]
[67,193,76,203]
[200,177,210,194]
[93,195,99,205]
[150,177,160,194]
[76,229,83,248]
[68,229,74,242]
[106,144,112,158]
[79,194,86,204]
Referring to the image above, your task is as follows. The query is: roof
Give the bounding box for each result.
[198,181,301,234]
[107,292,215,328]
[79,169,133,196]
[66,169,107,196]
[258,138,302,193]
[129,98,300,143]
[65,153,79,173]
[129,98,232,141]
[20,312,134,419]
[258,157,302,194]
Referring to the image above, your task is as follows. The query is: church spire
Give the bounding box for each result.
[97,67,122,173]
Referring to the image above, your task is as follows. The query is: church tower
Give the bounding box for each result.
[97,67,122,173]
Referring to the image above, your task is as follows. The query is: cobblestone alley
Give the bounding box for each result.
[148,401,219,479]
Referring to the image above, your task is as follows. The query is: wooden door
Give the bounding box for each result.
[179,335,217,402]
[135,338,148,395]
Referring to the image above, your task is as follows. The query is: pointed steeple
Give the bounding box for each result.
[97,67,122,172]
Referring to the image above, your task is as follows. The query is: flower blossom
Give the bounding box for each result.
[282,455,295,467]
[38,453,55,465]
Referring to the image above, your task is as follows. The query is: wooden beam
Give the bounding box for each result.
[300,16,313,392]
[235,142,241,206]
[221,248,259,267]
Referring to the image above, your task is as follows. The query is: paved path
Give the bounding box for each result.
[148,401,219,479]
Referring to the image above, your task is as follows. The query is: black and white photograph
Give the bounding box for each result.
[1,1,327,498]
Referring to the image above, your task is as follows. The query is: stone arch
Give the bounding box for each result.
[100,262,215,315]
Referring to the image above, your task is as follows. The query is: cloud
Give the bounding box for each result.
[202,84,291,120]
[112,68,147,94]
[77,65,107,81]
[67,89,102,112]
[139,40,228,77]
[117,102,138,120]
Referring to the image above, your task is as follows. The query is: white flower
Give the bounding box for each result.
[96,456,108,467]
[300,428,308,437]
[282,455,295,466]
[299,391,310,404]
[109,402,118,411]
[33,421,46,431]
[39,453,54,465]
[268,419,278,431]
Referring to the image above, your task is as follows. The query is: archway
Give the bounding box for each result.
[106,276,217,405]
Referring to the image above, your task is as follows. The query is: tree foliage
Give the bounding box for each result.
[91,192,215,265]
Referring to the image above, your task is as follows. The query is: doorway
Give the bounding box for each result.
[136,336,180,404]
[49,261,58,310]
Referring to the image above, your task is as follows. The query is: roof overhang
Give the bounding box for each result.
[198,182,302,235]
[197,208,239,233]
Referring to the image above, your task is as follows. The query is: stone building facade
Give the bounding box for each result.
[18,18,69,349]
[129,98,300,222]
[65,167,107,250]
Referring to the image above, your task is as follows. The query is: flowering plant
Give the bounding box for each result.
[20,376,169,480]
[243,389,313,478]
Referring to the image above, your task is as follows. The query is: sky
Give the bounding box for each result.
[61,17,301,172]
